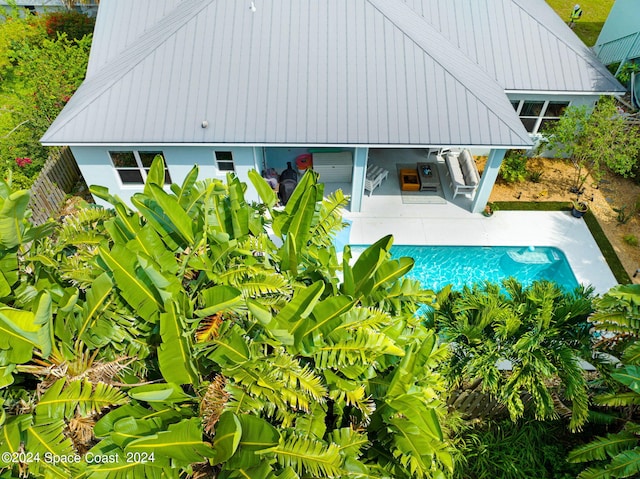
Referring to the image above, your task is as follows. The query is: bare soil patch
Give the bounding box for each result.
[479,157,640,284]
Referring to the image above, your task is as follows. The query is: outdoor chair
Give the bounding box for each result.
[364,165,389,196]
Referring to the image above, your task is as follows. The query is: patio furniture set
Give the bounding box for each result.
[400,162,440,192]
[364,148,481,198]
[398,149,479,198]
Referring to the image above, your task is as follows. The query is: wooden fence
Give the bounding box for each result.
[28,146,81,225]
[447,378,574,421]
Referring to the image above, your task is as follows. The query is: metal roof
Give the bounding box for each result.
[596,33,640,66]
[42,0,617,147]
[403,0,623,94]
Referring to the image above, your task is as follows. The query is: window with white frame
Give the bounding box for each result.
[215,151,235,172]
[109,151,172,185]
[511,100,570,134]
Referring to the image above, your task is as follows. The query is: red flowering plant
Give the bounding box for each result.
[15,157,33,168]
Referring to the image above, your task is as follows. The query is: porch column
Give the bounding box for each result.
[350,147,368,212]
[471,148,506,213]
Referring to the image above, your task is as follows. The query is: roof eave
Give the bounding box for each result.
[42,140,534,149]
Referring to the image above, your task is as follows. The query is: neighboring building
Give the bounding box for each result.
[41,0,623,213]
[594,0,640,68]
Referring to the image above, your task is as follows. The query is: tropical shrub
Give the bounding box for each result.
[0,159,454,478]
[427,279,595,431]
[568,285,640,479]
[0,9,92,188]
[499,150,528,183]
[616,61,640,85]
[455,419,585,479]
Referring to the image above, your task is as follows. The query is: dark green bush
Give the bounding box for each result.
[454,420,588,479]
[44,10,95,41]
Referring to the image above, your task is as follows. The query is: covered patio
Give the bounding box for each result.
[320,147,493,214]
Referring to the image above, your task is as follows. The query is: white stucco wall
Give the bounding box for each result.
[71,145,263,208]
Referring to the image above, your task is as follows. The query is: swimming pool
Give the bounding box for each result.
[350,245,579,291]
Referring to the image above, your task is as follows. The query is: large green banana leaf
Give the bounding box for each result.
[98,245,163,322]
[342,235,393,298]
[0,189,29,250]
[158,301,198,385]
[211,411,242,465]
[248,169,277,208]
[125,418,215,463]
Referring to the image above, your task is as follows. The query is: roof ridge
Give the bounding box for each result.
[510,0,621,91]
[43,0,213,142]
[366,0,531,145]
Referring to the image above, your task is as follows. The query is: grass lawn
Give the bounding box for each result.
[546,0,614,46]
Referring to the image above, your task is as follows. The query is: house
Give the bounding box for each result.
[594,0,640,106]
[41,0,623,213]
[595,0,640,70]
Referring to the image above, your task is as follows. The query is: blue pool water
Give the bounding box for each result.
[350,245,579,292]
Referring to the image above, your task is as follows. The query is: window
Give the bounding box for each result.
[109,151,172,185]
[215,151,235,172]
[539,101,569,133]
[511,100,570,134]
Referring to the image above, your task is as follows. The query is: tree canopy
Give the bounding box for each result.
[0,7,93,188]
[541,97,640,193]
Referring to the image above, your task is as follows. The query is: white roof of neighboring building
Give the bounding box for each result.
[41,0,621,148]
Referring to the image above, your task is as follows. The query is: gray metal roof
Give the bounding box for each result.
[42,0,614,147]
[403,0,623,93]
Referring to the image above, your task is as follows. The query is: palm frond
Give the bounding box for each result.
[596,392,640,407]
[240,352,328,413]
[308,190,348,244]
[329,382,376,424]
[195,311,225,343]
[314,328,404,370]
[328,426,370,458]
[56,207,114,244]
[598,448,640,478]
[237,273,292,298]
[272,432,344,477]
[334,306,393,332]
[591,311,640,336]
[36,378,128,420]
[568,432,639,463]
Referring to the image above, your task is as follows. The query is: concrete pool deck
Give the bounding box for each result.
[343,207,618,295]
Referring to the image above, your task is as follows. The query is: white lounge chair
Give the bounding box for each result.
[442,149,480,198]
[364,165,389,196]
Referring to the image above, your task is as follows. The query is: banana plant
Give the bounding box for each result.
[0,157,453,479]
